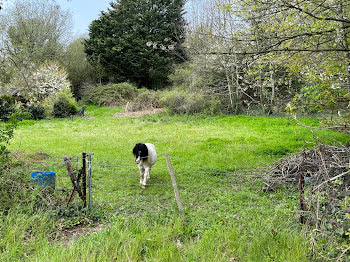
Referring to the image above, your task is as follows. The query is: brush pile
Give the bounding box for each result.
[265,143,349,189]
[264,143,350,258]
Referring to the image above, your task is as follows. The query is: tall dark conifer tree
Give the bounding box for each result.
[84,0,187,89]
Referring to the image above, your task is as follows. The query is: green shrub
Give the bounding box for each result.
[160,89,221,115]
[53,97,77,118]
[128,88,161,111]
[291,84,349,113]
[0,94,15,121]
[84,82,138,106]
[0,120,16,158]
[168,64,194,89]
[43,87,77,118]
[42,87,75,117]
[9,110,31,122]
[26,104,46,120]
[165,64,224,115]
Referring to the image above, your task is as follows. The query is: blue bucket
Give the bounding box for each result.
[30,171,56,188]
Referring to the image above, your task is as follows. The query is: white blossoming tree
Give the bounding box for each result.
[31,62,70,101]
[12,61,71,102]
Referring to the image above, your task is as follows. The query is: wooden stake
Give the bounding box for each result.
[165,154,184,217]
[299,172,306,224]
[64,156,85,206]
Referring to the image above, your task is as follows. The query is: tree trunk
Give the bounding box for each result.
[340,3,350,93]
[270,65,275,106]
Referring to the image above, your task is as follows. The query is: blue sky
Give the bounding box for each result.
[58,0,197,36]
[2,0,197,37]
[2,0,112,35]
[59,0,112,35]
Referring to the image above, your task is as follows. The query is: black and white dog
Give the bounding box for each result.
[132,143,157,188]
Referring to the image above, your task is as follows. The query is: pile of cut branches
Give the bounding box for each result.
[265,143,349,189]
[264,143,350,259]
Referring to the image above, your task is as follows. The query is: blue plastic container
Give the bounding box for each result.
[30,171,56,188]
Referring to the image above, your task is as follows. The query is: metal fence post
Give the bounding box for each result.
[82,152,87,207]
[88,152,94,212]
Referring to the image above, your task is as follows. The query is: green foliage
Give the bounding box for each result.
[168,64,195,89]
[0,169,34,213]
[84,0,187,89]
[0,121,16,158]
[62,37,96,98]
[8,110,31,122]
[41,87,76,118]
[84,82,138,106]
[0,94,15,121]
[26,103,46,120]
[129,88,161,111]
[0,118,19,213]
[52,87,78,118]
[159,64,224,115]
[0,210,56,261]
[288,83,350,133]
[53,98,77,118]
[167,63,240,114]
[160,89,221,115]
[2,0,70,66]
[292,84,349,113]
[0,0,72,96]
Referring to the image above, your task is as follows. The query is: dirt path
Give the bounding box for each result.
[113,108,163,117]
[58,224,104,245]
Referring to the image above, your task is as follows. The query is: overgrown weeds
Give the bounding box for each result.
[265,143,350,260]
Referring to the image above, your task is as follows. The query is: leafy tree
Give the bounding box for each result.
[1,0,71,64]
[0,0,72,91]
[84,0,187,89]
[11,61,71,102]
[231,1,350,86]
[184,0,280,114]
[183,0,350,125]
[62,36,96,98]
[229,0,350,130]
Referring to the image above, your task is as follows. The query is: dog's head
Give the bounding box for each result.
[132,143,148,164]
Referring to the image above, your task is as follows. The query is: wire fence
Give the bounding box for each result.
[18,151,274,219]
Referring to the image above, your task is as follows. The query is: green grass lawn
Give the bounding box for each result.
[2,106,349,261]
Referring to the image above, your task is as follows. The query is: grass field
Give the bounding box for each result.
[2,106,349,261]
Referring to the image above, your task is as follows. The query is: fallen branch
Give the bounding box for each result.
[292,114,349,134]
[312,170,350,192]
[337,245,350,262]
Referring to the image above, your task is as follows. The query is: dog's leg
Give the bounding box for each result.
[139,165,145,186]
[146,167,151,180]
[142,167,150,188]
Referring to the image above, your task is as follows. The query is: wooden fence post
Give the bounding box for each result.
[64,156,85,206]
[299,172,306,224]
[165,154,184,217]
